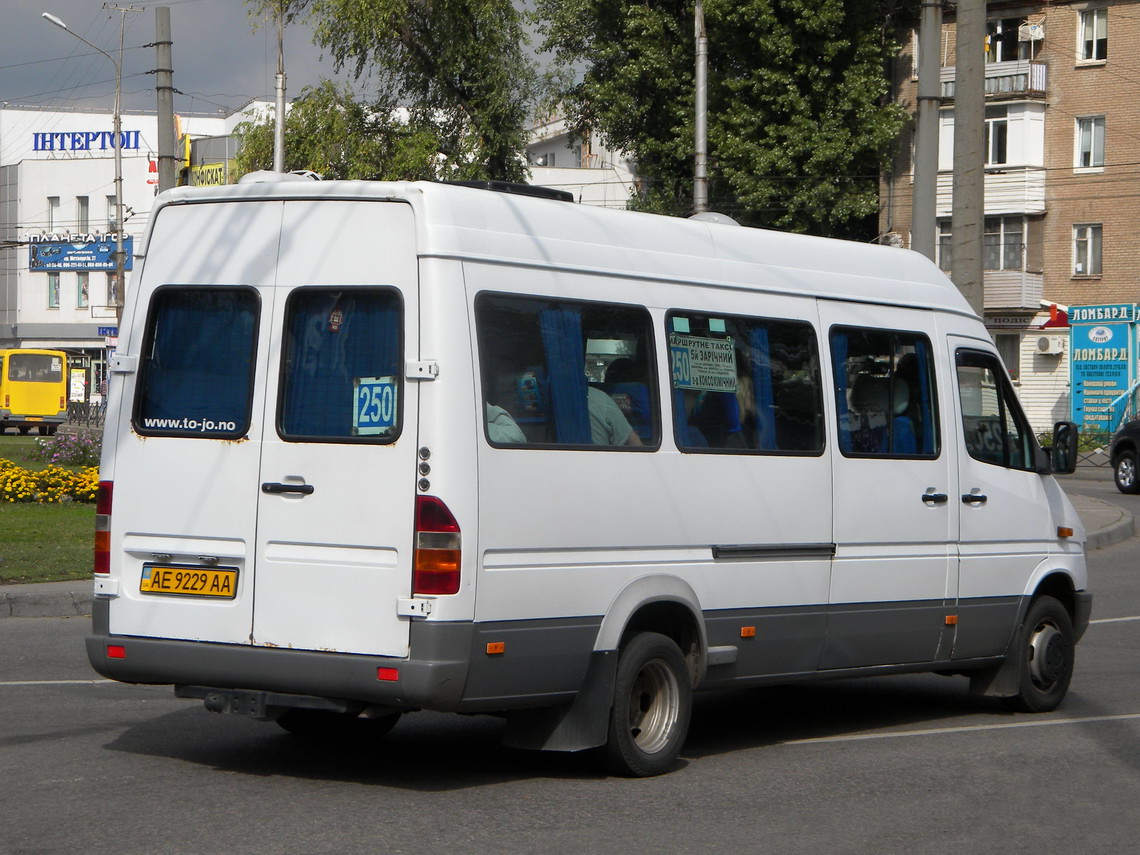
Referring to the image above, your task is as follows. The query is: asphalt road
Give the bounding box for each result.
[2,529,1137,855]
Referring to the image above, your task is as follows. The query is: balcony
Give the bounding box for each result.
[935,169,1045,217]
[941,60,1047,100]
[983,270,1043,311]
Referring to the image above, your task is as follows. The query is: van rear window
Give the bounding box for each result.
[278,288,403,442]
[134,287,259,438]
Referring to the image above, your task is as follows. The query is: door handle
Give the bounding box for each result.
[961,492,988,505]
[922,492,949,505]
[261,482,314,496]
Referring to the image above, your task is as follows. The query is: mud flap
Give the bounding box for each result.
[501,649,617,752]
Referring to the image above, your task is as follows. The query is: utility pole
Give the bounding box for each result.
[154,6,177,192]
[273,4,286,173]
[693,0,708,214]
[951,0,986,316]
[911,1,942,262]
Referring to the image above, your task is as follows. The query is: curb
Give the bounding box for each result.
[0,585,92,619]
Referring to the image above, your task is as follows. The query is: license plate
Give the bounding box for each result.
[140,564,238,598]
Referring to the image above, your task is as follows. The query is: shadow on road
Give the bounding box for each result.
[103,671,1014,788]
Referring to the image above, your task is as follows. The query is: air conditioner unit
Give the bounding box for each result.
[1036,334,1066,355]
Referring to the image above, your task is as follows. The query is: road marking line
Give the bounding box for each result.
[0,680,112,686]
[1090,615,1140,624]
[783,713,1140,745]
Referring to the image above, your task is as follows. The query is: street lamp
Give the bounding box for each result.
[42,11,126,322]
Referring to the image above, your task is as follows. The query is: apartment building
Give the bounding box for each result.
[881,1,1140,433]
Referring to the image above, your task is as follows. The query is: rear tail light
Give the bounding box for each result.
[94,481,113,575]
[413,495,461,595]
[59,395,66,410]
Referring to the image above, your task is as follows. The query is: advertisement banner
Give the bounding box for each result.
[1069,312,1134,432]
[29,237,134,272]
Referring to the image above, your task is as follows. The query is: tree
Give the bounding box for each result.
[233,81,445,180]
[536,0,911,238]
[248,0,537,181]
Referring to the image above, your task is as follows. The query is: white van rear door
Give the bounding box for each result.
[108,200,283,646]
[250,200,418,656]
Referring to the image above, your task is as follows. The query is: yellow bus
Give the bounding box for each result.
[0,349,68,435]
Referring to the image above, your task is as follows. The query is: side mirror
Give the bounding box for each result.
[1048,420,1079,475]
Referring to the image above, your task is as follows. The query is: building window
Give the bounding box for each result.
[47,273,60,309]
[106,195,118,231]
[77,272,90,309]
[76,196,89,232]
[986,18,1029,63]
[994,333,1021,383]
[107,273,119,307]
[984,217,1023,271]
[937,220,953,273]
[1080,8,1108,61]
[984,107,1008,166]
[47,196,59,231]
[1074,224,1103,276]
[1076,116,1105,169]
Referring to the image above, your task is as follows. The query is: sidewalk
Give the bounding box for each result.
[0,492,1132,619]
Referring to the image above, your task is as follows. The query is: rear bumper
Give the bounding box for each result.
[86,624,474,712]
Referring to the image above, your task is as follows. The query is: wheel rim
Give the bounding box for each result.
[1026,619,1069,690]
[625,657,681,755]
[1118,458,1136,489]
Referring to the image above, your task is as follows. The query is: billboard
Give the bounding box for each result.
[29,237,134,272]
[1069,304,1137,433]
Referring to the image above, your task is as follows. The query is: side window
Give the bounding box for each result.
[476,293,657,449]
[279,288,403,442]
[668,311,824,454]
[956,349,1036,471]
[134,287,259,438]
[831,327,940,458]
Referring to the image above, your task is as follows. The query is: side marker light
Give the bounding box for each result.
[1058,527,1074,539]
[486,642,505,655]
[740,626,756,638]
[107,645,126,659]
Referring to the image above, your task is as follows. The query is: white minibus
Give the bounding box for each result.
[88,178,1090,776]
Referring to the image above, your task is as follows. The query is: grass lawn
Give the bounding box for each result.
[0,502,93,584]
[0,434,95,584]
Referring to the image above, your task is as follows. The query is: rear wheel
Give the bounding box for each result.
[1003,596,1075,713]
[604,632,691,777]
[276,709,401,742]
[1114,450,1140,494]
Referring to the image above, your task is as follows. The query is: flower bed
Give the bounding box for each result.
[0,459,99,503]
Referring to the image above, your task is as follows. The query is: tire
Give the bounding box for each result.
[1002,596,1075,713]
[1114,450,1140,494]
[604,632,692,777]
[276,709,401,742]
[37,425,50,436]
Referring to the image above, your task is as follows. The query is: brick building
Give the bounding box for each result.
[881,1,1140,432]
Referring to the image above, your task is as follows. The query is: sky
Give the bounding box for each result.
[1,0,346,118]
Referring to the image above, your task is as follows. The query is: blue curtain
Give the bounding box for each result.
[912,338,934,454]
[282,290,400,438]
[831,332,851,453]
[749,327,776,450]
[539,307,592,443]
[140,289,256,428]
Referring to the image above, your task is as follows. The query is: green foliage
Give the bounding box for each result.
[536,0,911,237]
[234,81,447,180]
[245,0,537,181]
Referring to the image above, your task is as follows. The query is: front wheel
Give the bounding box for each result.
[1003,596,1075,713]
[604,632,691,777]
[1114,450,1140,494]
